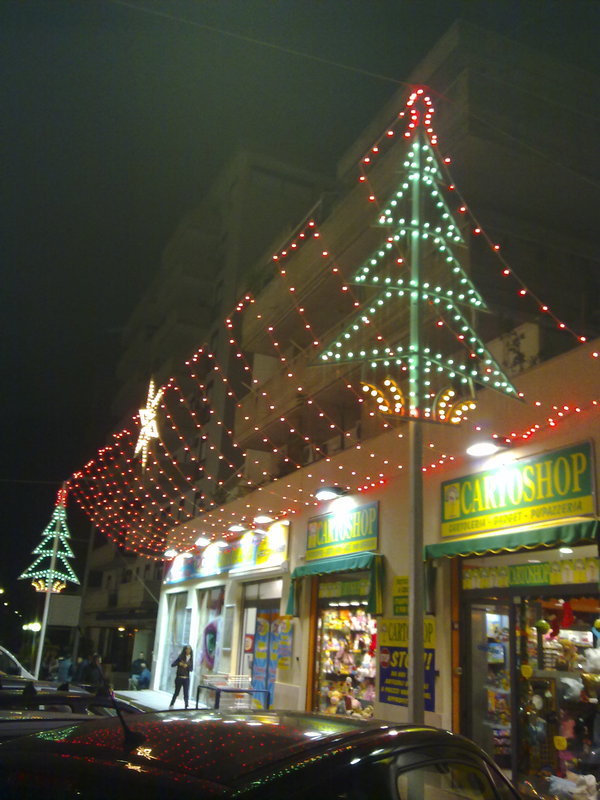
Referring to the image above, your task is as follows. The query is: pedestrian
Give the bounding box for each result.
[72,655,87,684]
[56,653,73,684]
[169,645,193,709]
[130,652,150,689]
[83,653,108,693]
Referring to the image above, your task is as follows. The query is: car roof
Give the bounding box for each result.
[0,688,142,715]
[0,675,90,694]
[0,709,488,790]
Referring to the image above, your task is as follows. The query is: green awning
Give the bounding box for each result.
[286,551,384,616]
[425,519,599,560]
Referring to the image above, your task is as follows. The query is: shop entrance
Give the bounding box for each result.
[461,544,600,797]
[238,579,282,705]
[313,572,376,718]
[464,602,514,774]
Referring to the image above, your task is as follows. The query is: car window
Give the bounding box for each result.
[0,652,19,676]
[396,761,496,800]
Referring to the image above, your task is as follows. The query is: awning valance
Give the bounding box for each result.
[286,551,384,616]
[425,519,599,560]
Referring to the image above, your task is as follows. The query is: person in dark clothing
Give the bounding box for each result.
[72,655,87,684]
[169,645,193,709]
[130,652,150,689]
[84,653,108,693]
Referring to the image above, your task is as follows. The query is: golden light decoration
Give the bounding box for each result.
[361,378,406,416]
[135,378,164,470]
[433,386,476,423]
[32,579,66,594]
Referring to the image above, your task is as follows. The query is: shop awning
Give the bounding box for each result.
[425,518,599,560]
[286,552,384,617]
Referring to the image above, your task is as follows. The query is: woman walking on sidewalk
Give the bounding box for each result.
[169,645,193,709]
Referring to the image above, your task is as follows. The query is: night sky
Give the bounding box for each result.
[1,0,598,643]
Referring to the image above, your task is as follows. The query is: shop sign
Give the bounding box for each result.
[463,556,599,591]
[441,442,595,538]
[378,617,436,711]
[392,575,409,615]
[318,577,370,599]
[306,501,378,561]
[164,523,288,584]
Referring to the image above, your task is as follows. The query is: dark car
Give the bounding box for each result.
[0,674,91,694]
[0,709,519,799]
[0,687,142,718]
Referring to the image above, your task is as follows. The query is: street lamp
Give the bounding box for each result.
[22,622,41,670]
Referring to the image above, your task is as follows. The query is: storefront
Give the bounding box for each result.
[286,500,384,717]
[156,521,289,706]
[427,441,600,796]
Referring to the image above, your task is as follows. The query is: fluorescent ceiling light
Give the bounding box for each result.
[315,486,347,501]
[164,548,178,558]
[253,515,273,524]
[228,524,246,533]
[465,439,509,457]
[195,536,210,547]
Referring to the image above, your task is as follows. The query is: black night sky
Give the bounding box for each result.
[1,0,598,644]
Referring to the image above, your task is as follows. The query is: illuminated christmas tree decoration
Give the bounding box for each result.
[318,89,518,416]
[20,487,79,593]
[135,378,164,470]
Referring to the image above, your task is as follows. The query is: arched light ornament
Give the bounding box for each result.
[135,378,164,471]
[361,378,476,424]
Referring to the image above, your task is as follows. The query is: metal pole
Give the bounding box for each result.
[34,487,63,679]
[407,128,425,724]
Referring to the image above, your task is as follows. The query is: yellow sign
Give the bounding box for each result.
[392,576,409,616]
[379,616,436,647]
[306,502,378,561]
[441,443,594,537]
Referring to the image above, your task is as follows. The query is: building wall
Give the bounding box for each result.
[158,336,598,722]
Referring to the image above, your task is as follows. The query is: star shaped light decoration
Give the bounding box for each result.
[135,379,164,470]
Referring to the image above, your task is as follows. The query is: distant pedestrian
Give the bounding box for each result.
[169,645,193,709]
[130,652,151,689]
[72,655,87,684]
[56,653,73,684]
[84,653,108,693]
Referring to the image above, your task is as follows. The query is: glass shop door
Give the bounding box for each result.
[465,602,514,775]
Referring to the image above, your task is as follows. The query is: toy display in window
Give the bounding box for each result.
[318,607,376,718]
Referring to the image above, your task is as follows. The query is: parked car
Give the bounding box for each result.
[0,674,91,694]
[0,645,34,679]
[0,687,143,718]
[0,709,92,743]
[0,709,520,799]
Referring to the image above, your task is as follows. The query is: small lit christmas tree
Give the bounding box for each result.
[318,88,518,421]
[20,486,80,593]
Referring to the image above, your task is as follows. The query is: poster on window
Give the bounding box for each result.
[276,615,293,669]
[251,612,273,708]
[378,617,436,711]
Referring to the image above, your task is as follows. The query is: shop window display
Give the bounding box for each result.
[518,596,600,800]
[316,605,376,718]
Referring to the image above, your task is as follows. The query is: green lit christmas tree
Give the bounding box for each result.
[318,88,518,422]
[20,486,80,593]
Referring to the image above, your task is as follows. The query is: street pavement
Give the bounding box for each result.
[115,688,197,712]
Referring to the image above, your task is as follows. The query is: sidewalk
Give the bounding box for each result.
[115,688,199,712]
